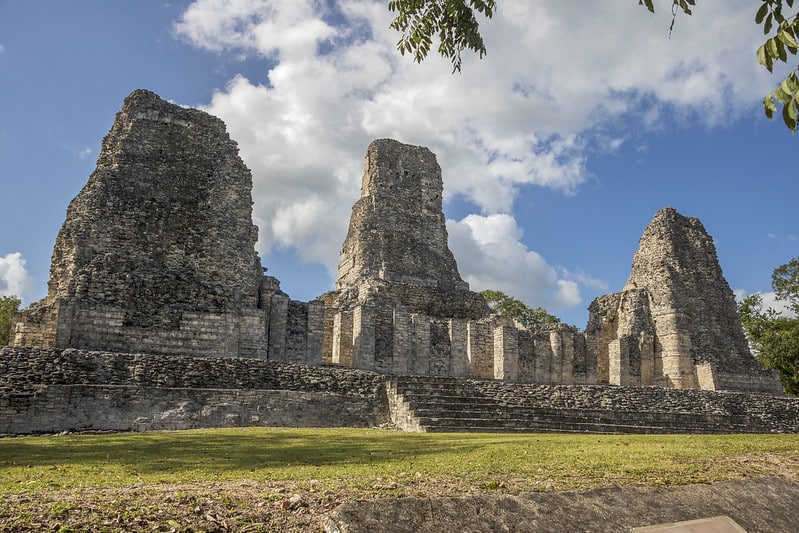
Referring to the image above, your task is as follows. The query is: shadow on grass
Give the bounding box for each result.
[0,428,491,479]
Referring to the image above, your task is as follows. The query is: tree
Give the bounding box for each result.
[0,295,21,346]
[479,289,561,328]
[388,0,799,132]
[738,257,799,395]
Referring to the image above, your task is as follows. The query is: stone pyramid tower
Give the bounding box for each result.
[13,89,268,355]
[586,207,781,393]
[327,139,488,319]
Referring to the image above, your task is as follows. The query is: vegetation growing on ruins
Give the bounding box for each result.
[1,427,798,531]
[388,0,799,132]
[739,257,799,395]
[479,289,561,328]
[0,296,19,346]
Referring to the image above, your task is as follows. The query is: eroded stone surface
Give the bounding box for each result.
[323,478,799,533]
[12,89,270,355]
[50,89,263,319]
[327,139,488,320]
[586,208,781,393]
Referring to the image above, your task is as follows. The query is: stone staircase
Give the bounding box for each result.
[385,375,784,434]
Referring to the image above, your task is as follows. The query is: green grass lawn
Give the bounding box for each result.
[1,428,797,531]
[2,428,798,496]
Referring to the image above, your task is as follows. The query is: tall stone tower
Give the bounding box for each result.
[328,139,488,319]
[13,89,269,356]
[586,207,781,393]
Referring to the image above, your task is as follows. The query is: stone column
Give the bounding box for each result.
[268,293,289,360]
[332,311,353,367]
[493,325,519,381]
[608,336,630,386]
[549,331,564,384]
[305,300,324,366]
[467,320,493,378]
[352,305,375,370]
[412,315,431,375]
[639,331,655,386]
[534,335,554,384]
[392,309,412,374]
[449,318,468,377]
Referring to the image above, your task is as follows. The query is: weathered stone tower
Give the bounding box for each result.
[13,89,272,356]
[328,138,489,319]
[586,207,781,393]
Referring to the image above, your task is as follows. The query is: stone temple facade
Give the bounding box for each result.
[10,89,782,395]
[586,208,781,393]
[12,90,319,360]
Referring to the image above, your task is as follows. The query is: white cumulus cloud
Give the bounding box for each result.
[0,252,34,302]
[174,0,775,315]
[447,214,582,311]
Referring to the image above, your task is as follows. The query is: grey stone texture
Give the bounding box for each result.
[325,138,489,320]
[323,477,799,533]
[12,90,324,361]
[0,347,388,434]
[2,89,790,436]
[586,207,781,394]
[3,347,797,435]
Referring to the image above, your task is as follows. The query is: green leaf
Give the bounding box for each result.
[788,99,798,122]
[777,37,788,62]
[768,36,780,57]
[757,43,769,67]
[639,0,655,14]
[764,94,777,119]
[782,76,798,95]
[782,98,797,130]
[756,3,770,24]
[778,27,799,48]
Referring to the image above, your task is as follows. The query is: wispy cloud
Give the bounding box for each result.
[768,232,798,242]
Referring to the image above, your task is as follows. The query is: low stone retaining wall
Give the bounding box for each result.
[1,385,387,434]
[389,375,799,433]
[0,347,389,434]
[2,347,797,435]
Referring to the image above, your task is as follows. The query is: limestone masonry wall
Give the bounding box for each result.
[2,348,797,435]
[4,89,789,436]
[0,347,388,434]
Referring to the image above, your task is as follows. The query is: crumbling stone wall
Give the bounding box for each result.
[587,208,782,394]
[13,90,268,356]
[6,90,782,400]
[0,347,388,434]
[323,306,593,384]
[325,139,489,320]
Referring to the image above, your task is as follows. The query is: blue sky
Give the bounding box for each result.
[0,1,796,327]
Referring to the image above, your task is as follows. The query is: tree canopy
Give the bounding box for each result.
[479,289,561,328]
[388,0,799,132]
[738,257,799,395]
[0,295,20,347]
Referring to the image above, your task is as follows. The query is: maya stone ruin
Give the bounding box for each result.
[4,88,793,435]
[10,89,782,394]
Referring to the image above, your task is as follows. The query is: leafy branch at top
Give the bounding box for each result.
[389,0,799,133]
[756,0,799,132]
[388,0,495,72]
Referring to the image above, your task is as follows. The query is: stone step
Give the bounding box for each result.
[408,405,749,428]
[386,375,790,434]
[415,416,677,434]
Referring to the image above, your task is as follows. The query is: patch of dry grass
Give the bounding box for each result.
[1,428,797,531]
